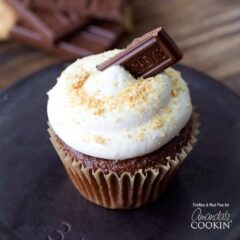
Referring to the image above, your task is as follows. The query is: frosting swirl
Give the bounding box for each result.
[47,49,192,160]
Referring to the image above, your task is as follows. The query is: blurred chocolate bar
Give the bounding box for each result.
[8,0,89,43]
[20,0,126,22]
[7,0,129,58]
[10,20,123,58]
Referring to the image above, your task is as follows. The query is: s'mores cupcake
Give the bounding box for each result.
[47,28,199,209]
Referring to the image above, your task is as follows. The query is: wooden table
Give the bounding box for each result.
[1,0,240,95]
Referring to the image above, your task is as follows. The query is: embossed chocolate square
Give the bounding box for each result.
[97,27,183,78]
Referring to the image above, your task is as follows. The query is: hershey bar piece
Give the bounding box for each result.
[88,0,126,21]
[20,0,126,22]
[97,27,183,78]
[10,20,123,58]
[8,0,89,42]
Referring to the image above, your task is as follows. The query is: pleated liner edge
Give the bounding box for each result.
[48,111,200,209]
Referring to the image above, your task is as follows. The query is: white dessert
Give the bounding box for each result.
[47,49,192,160]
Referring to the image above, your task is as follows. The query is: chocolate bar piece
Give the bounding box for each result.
[20,0,126,22]
[88,0,126,21]
[20,0,88,13]
[87,21,124,40]
[10,20,123,58]
[7,0,89,42]
[97,27,183,78]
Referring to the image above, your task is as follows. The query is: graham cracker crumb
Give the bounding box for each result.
[68,70,157,115]
[152,115,163,129]
[136,131,145,141]
[165,68,181,80]
[94,108,105,115]
[116,77,154,110]
[165,68,183,97]
[164,107,172,113]
[171,89,178,97]
[71,72,89,90]
[94,135,108,145]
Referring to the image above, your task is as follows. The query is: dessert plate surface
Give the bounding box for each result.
[0,63,239,240]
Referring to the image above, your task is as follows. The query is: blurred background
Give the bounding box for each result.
[0,0,240,95]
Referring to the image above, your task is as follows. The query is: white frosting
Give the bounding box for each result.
[47,49,192,160]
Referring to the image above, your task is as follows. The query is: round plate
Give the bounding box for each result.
[0,63,239,240]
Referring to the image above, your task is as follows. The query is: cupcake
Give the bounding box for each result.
[47,46,199,209]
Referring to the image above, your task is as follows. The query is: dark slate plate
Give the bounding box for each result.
[0,63,239,240]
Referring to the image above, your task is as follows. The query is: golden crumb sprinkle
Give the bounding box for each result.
[165,68,183,97]
[171,78,182,97]
[71,72,89,90]
[171,89,178,97]
[67,67,187,117]
[94,135,108,145]
[68,75,155,115]
[165,67,181,80]
[69,85,105,114]
[136,131,145,141]
[164,107,172,113]
[72,81,83,89]
[94,108,105,115]
[117,78,154,109]
[152,115,163,129]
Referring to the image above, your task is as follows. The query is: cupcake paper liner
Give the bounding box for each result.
[48,111,200,209]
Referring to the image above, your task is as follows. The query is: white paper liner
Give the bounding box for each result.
[48,111,200,209]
